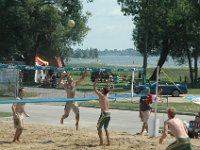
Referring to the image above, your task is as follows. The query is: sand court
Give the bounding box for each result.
[0,120,200,150]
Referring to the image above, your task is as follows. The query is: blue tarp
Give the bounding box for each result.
[185,95,200,105]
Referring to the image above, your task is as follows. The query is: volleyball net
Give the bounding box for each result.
[0,63,144,104]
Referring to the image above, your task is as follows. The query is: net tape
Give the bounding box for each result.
[0,64,143,72]
[0,94,145,104]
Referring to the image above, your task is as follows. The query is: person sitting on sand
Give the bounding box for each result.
[11,87,29,142]
[58,71,87,130]
[93,77,111,146]
[159,107,192,150]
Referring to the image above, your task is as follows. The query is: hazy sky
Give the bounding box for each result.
[77,0,134,50]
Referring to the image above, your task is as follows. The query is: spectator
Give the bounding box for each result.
[137,87,151,135]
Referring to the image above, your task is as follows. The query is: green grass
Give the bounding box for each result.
[68,63,200,84]
[0,64,199,117]
[0,112,12,117]
[79,101,200,115]
[65,64,200,94]
[188,89,200,94]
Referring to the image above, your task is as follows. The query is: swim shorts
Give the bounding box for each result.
[63,102,79,117]
[13,114,24,129]
[166,137,192,150]
[97,111,111,129]
[140,110,150,123]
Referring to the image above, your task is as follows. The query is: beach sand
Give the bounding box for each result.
[0,120,199,150]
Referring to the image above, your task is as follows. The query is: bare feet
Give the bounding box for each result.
[99,142,103,146]
[13,139,20,143]
[60,117,64,124]
[99,140,103,146]
[106,143,110,146]
[75,123,78,130]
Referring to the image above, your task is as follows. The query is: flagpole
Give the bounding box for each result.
[153,66,159,137]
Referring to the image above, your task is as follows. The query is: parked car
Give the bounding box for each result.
[134,82,188,97]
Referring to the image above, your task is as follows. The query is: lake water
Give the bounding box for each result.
[68,55,187,68]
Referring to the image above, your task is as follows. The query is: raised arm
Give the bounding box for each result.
[57,72,69,86]
[93,78,103,97]
[76,71,87,85]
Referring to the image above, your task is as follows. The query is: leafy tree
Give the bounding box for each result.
[118,0,163,82]
[118,0,200,87]
[168,0,200,87]
[71,48,98,58]
[0,0,91,66]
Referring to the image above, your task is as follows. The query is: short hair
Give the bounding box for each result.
[102,87,110,95]
[18,87,24,93]
[167,107,176,118]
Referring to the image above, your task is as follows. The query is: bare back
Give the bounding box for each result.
[98,94,109,112]
[166,118,188,138]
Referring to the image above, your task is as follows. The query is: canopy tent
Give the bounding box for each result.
[185,96,200,105]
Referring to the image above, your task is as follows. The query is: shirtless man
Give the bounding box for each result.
[11,88,29,142]
[159,107,192,150]
[58,71,87,130]
[93,77,111,146]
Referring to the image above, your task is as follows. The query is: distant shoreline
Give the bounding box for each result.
[68,55,190,68]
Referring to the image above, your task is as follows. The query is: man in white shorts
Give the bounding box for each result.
[58,71,87,130]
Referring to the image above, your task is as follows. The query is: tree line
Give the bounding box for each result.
[71,48,140,58]
[1,0,200,87]
[118,0,200,87]
[71,48,98,58]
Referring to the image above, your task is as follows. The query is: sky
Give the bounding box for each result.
[76,0,134,50]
